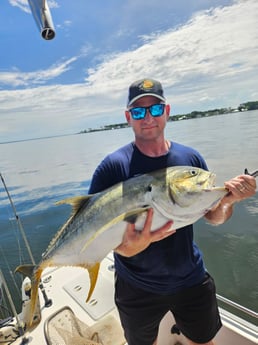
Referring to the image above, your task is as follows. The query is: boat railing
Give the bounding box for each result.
[217,294,258,319]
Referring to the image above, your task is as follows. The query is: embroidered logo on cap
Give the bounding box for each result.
[141,80,154,90]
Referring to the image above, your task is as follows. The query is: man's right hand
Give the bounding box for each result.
[114,208,175,257]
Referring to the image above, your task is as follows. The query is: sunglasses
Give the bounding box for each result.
[128,103,165,120]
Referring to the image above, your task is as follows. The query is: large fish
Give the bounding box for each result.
[16,166,228,326]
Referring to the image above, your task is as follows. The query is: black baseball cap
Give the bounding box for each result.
[127,78,166,107]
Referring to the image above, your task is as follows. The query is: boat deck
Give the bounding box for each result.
[0,253,257,345]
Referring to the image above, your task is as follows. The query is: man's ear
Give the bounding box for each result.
[125,110,131,125]
[165,104,170,119]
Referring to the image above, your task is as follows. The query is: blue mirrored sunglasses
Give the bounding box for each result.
[128,103,165,120]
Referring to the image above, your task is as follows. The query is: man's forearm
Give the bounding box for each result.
[204,198,234,225]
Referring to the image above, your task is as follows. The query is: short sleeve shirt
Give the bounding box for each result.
[88,141,208,294]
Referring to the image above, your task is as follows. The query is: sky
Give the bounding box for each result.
[0,0,258,142]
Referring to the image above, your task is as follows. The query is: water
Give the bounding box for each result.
[0,110,257,319]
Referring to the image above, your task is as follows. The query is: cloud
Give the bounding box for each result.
[0,57,78,87]
[47,0,59,9]
[8,0,30,12]
[85,1,258,91]
[8,0,59,12]
[1,0,258,142]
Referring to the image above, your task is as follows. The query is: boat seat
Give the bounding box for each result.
[44,306,126,345]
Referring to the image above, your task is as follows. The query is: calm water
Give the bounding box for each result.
[0,110,257,319]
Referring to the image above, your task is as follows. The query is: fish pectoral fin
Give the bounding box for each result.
[80,206,151,253]
[56,195,94,214]
[124,206,150,224]
[80,263,100,303]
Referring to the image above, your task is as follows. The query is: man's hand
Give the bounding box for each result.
[114,208,175,257]
[223,174,256,203]
[205,174,256,225]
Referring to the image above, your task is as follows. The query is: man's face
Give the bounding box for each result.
[125,95,170,141]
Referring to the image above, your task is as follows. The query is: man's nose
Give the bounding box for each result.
[144,109,153,121]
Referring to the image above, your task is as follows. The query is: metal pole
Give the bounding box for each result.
[0,269,28,342]
[0,173,35,265]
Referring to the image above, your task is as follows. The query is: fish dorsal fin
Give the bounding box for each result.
[81,206,150,253]
[44,196,94,258]
[56,195,94,215]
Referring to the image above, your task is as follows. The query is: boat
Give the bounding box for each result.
[0,259,257,345]
[0,173,257,345]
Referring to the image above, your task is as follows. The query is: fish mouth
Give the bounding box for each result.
[202,173,226,192]
[199,172,216,190]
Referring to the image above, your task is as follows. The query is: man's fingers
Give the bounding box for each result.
[141,208,154,234]
[151,221,175,242]
[224,175,256,199]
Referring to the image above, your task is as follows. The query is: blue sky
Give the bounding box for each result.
[0,0,258,142]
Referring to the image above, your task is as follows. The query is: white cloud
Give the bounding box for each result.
[8,0,59,12]
[8,0,30,12]
[1,0,258,142]
[0,57,78,87]
[47,1,59,9]
[84,1,258,91]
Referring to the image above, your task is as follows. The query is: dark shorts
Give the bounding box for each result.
[115,273,222,345]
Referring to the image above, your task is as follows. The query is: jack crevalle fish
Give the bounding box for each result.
[16,166,227,325]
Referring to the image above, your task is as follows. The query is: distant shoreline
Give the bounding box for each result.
[1,101,257,145]
[79,104,257,134]
[0,133,74,145]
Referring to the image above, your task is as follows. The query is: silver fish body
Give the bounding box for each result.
[16,166,227,326]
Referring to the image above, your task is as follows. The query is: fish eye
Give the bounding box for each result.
[190,169,197,176]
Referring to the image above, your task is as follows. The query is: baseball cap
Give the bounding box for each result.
[127,78,166,107]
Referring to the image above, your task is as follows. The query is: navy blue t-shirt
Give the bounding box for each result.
[88,141,208,294]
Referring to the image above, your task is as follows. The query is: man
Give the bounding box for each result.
[88,79,256,345]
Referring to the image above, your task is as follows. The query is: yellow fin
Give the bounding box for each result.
[79,262,101,302]
[81,206,150,253]
[15,262,49,327]
[56,195,93,214]
[28,266,43,326]
[15,264,35,278]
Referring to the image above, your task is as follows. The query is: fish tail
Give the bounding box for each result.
[15,264,35,278]
[29,266,43,326]
[15,264,43,327]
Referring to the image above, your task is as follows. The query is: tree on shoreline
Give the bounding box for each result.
[79,101,258,134]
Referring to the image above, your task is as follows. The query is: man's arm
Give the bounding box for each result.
[205,174,256,225]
